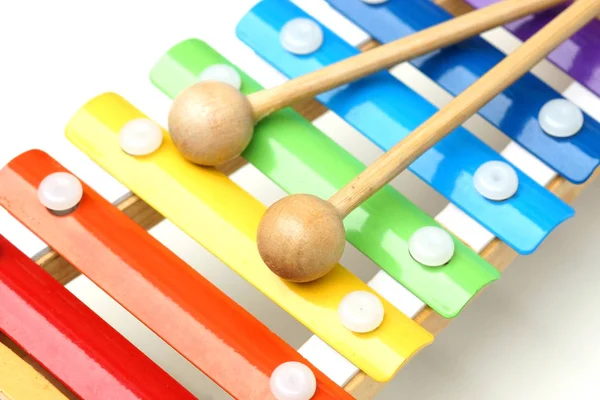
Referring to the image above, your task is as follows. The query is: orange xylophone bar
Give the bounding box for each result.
[0,149,352,400]
[0,234,197,399]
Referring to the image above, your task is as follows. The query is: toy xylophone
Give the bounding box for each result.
[1,0,600,399]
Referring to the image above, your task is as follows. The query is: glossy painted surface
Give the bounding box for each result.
[62,92,435,382]
[0,341,68,400]
[466,0,600,98]
[0,152,354,399]
[236,0,575,255]
[150,39,499,318]
[0,234,196,400]
[324,0,600,184]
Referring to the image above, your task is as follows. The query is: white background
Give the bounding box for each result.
[1,1,599,399]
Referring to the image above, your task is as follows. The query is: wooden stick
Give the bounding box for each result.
[169,0,566,167]
[248,0,566,120]
[329,0,600,217]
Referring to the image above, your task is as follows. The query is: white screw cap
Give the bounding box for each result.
[37,172,83,212]
[473,160,519,201]
[270,362,317,400]
[409,226,455,267]
[198,64,242,90]
[338,291,384,333]
[538,99,584,138]
[119,118,163,156]
[280,18,324,55]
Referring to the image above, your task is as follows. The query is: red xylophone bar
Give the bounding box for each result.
[0,234,197,399]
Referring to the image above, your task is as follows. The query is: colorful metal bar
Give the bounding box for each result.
[61,92,435,382]
[0,341,68,400]
[0,234,196,400]
[149,38,499,318]
[465,0,600,98]
[323,0,600,184]
[234,0,574,255]
[0,151,356,398]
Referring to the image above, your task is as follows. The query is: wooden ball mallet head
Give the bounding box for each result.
[257,0,600,283]
[168,0,566,166]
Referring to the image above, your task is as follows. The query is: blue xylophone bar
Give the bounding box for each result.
[323,0,600,184]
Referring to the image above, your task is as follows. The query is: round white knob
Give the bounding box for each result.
[198,64,242,90]
[473,160,519,201]
[538,99,584,138]
[408,226,455,267]
[37,172,83,213]
[361,0,389,3]
[338,291,384,333]
[280,18,323,55]
[119,118,163,156]
[270,362,317,400]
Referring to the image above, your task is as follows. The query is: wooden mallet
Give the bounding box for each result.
[168,0,567,166]
[256,0,600,283]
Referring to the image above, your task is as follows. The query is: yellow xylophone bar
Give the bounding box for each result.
[0,341,67,400]
[64,91,434,383]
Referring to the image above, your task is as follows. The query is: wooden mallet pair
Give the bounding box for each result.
[170,0,600,282]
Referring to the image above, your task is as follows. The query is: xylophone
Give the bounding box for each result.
[1,0,600,399]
